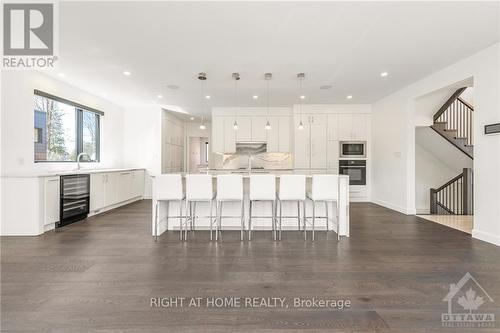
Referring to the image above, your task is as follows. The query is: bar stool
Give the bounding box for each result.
[153,174,184,241]
[306,175,340,241]
[277,175,306,240]
[216,175,244,241]
[185,174,216,241]
[248,175,277,240]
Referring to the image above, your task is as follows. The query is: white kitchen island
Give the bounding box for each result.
[151,171,349,239]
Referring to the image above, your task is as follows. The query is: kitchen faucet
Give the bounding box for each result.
[77,152,90,171]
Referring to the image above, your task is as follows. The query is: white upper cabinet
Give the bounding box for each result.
[251,117,268,142]
[211,116,224,153]
[327,114,339,141]
[236,116,251,142]
[266,117,280,152]
[278,116,290,152]
[309,115,327,169]
[337,114,370,141]
[293,116,309,169]
[327,140,340,170]
[224,118,236,153]
[338,114,353,141]
[351,114,368,141]
[266,116,290,153]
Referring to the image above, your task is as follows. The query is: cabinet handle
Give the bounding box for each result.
[120,172,131,175]
[47,178,59,182]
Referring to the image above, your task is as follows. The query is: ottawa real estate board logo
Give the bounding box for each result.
[2,2,57,68]
[442,272,495,328]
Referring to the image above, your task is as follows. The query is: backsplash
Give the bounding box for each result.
[220,152,292,170]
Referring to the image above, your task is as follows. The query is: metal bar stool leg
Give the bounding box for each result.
[303,201,307,241]
[165,201,169,232]
[248,201,253,241]
[210,199,214,241]
[154,201,159,241]
[240,200,245,241]
[325,201,329,231]
[271,201,276,241]
[312,200,316,242]
[279,200,283,241]
[297,201,301,231]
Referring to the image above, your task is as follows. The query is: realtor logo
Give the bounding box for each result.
[3,3,53,55]
[442,272,495,328]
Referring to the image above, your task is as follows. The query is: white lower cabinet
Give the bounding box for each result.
[89,170,145,213]
[44,176,60,225]
[90,173,107,211]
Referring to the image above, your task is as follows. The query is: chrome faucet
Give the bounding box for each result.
[77,152,90,171]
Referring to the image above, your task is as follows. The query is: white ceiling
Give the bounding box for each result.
[54,1,499,116]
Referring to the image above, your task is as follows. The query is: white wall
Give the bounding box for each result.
[122,106,162,198]
[0,71,125,176]
[371,43,500,245]
[415,144,465,214]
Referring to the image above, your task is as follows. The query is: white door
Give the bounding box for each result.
[310,115,327,169]
[223,118,236,153]
[278,116,291,153]
[211,117,224,153]
[90,173,106,211]
[293,116,310,169]
[236,116,252,142]
[337,114,353,141]
[44,176,60,225]
[266,117,280,152]
[251,117,268,142]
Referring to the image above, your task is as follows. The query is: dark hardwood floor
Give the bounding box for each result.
[2,200,499,332]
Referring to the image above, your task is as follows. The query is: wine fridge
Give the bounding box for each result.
[59,174,90,227]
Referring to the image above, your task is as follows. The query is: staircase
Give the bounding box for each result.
[430,87,474,159]
[430,168,473,215]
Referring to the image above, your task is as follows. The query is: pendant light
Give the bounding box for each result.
[232,73,240,130]
[297,73,305,130]
[265,73,272,130]
[198,72,207,130]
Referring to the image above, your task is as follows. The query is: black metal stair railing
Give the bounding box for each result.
[430,168,473,215]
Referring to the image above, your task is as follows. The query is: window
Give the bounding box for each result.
[34,90,102,162]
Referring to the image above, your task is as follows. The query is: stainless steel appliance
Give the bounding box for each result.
[340,141,366,158]
[339,160,366,185]
[59,174,90,227]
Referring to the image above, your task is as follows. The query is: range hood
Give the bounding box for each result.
[235,142,267,155]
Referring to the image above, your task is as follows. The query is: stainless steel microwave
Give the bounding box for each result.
[340,141,366,158]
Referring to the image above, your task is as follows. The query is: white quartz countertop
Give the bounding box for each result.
[151,170,348,178]
[2,168,145,178]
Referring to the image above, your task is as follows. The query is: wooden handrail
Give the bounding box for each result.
[433,87,467,121]
[433,173,463,192]
[430,168,473,215]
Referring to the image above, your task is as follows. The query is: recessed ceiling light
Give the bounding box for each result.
[57,73,65,78]
[252,95,259,99]
[320,85,332,90]
[157,94,163,98]
[123,71,131,76]
[300,95,306,100]
[190,116,195,120]
[205,95,211,99]
[167,84,179,90]
[380,72,388,77]
[346,95,353,99]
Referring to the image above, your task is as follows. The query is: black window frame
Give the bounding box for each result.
[34,90,103,163]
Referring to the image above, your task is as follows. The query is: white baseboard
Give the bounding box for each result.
[416,207,430,215]
[472,229,500,246]
[371,198,409,215]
